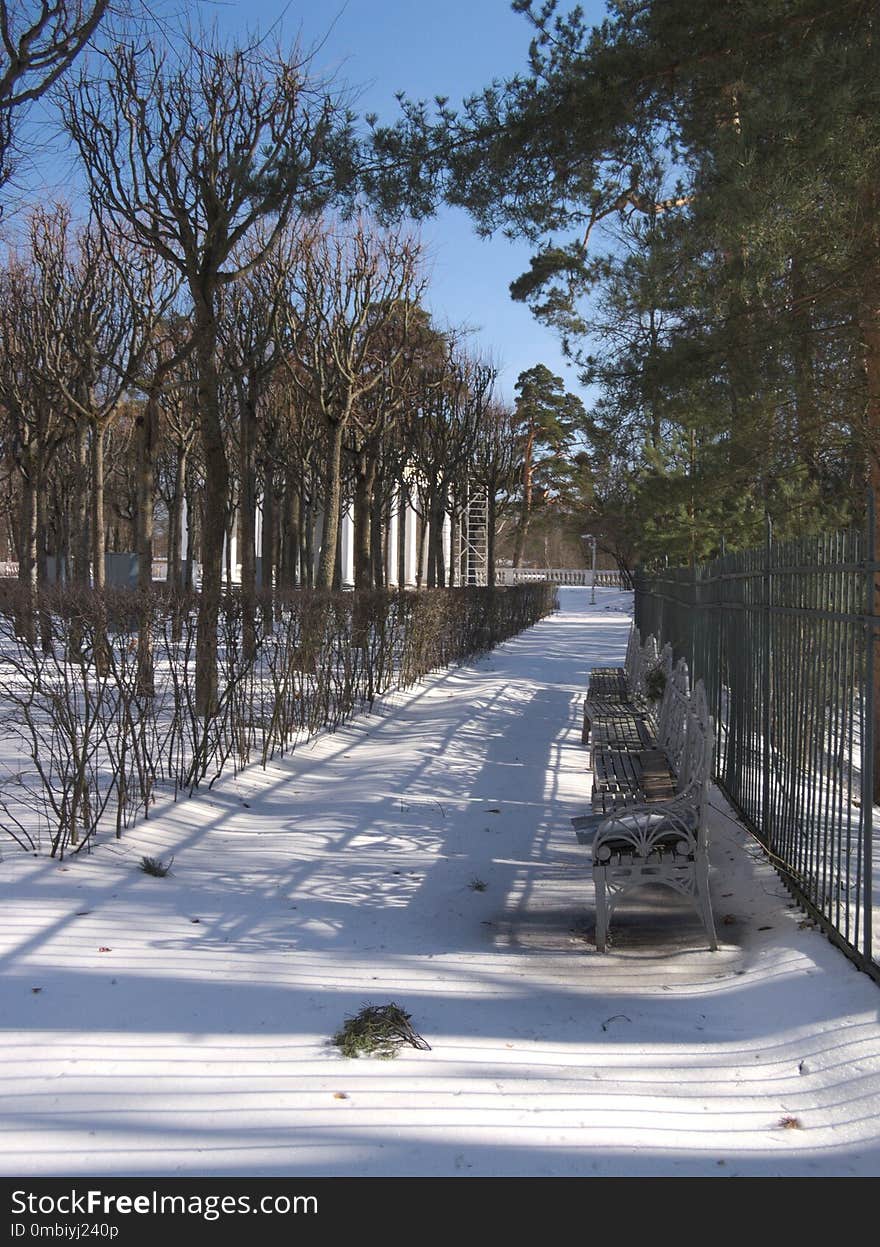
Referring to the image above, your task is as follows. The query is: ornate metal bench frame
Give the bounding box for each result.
[573,636,718,953]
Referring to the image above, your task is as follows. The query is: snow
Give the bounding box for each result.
[1,586,879,1177]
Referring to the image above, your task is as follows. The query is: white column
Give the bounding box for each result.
[441,512,451,581]
[312,507,324,582]
[227,520,238,586]
[419,511,430,585]
[180,496,189,563]
[386,503,399,587]
[403,503,419,587]
[340,506,355,589]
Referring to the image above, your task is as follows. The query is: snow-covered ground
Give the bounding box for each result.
[1,586,879,1177]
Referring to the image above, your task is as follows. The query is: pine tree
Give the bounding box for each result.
[511,364,585,565]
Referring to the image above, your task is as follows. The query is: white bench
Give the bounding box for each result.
[581,629,662,746]
[572,678,718,953]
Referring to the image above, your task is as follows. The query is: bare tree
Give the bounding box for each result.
[0,250,67,641]
[0,0,109,189]
[153,328,198,592]
[62,28,358,712]
[471,398,518,586]
[408,348,492,588]
[268,363,325,589]
[346,302,439,590]
[279,218,426,589]
[27,204,164,593]
[218,229,295,657]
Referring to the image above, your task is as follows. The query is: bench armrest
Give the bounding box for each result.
[572,784,704,859]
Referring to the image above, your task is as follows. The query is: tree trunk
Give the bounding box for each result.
[416,508,428,588]
[332,515,343,590]
[317,420,344,589]
[35,461,52,653]
[193,304,229,717]
[90,419,110,674]
[353,451,376,591]
[303,498,314,588]
[397,481,407,590]
[72,416,90,587]
[239,389,257,659]
[261,461,276,634]
[428,491,447,588]
[371,485,385,590]
[513,427,535,568]
[91,420,106,592]
[17,457,37,592]
[136,395,158,693]
[790,255,820,481]
[281,478,301,589]
[860,289,880,804]
[16,446,37,643]
[135,400,157,594]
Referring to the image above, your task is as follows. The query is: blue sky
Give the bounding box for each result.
[6,0,610,404]
[207,0,610,403]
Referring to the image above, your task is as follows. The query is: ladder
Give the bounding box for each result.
[464,487,489,586]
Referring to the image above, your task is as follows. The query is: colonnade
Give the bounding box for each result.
[209,493,438,589]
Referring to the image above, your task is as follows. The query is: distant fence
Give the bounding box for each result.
[635,516,879,983]
[3,559,626,591]
[496,567,626,587]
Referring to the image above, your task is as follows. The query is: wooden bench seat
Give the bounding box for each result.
[590,713,655,755]
[581,630,666,745]
[587,669,629,698]
[592,746,676,810]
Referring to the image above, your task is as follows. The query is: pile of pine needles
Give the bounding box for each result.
[333,1003,431,1059]
[139,855,173,877]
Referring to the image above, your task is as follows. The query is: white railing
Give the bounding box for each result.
[496,567,625,587]
[2,558,626,591]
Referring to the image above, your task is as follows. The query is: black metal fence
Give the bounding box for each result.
[635,507,878,982]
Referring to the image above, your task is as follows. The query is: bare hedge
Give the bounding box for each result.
[0,582,557,856]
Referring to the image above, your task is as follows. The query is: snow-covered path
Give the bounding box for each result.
[2,587,879,1176]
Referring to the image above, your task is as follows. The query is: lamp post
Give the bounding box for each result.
[581,533,597,604]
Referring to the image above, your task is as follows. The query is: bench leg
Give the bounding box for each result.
[581,703,591,746]
[696,855,717,951]
[594,865,609,952]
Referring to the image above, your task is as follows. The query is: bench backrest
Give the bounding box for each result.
[623,625,641,685]
[631,633,658,699]
[658,642,673,682]
[644,641,673,703]
[656,657,690,770]
[676,680,715,821]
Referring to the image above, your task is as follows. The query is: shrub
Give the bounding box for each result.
[645,663,667,702]
[0,582,556,857]
[333,1003,431,1059]
[139,855,174,877]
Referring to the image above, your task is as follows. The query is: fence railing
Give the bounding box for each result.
[635,515,879,983]
[4,558,627,591]
[496,567,626,587]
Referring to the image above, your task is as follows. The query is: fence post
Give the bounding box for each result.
[863,488,875,965]
[762,515,772,833]
[691,558,697,677]
[634,566,641,634]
